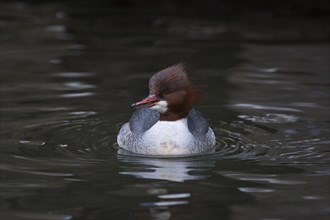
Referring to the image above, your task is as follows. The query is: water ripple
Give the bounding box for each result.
[238,113,298,123]
[140,200,189,207]
[231,103,301,112]
[60,92,95,98]
[158,193,191,199]
[9,212,72,220]
[51,72,95,78]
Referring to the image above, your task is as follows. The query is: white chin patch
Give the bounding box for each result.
[150,100,168,113]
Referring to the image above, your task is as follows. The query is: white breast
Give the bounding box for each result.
[141,118,194,155]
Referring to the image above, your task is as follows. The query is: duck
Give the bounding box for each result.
[117,64,216,155]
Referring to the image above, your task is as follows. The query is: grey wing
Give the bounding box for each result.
[129,109,160,135]
[187,109,210,135]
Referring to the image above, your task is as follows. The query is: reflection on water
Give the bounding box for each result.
[1,1,330,220]
[118,154,215,182]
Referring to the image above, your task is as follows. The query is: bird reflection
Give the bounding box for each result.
[117,150,215,182]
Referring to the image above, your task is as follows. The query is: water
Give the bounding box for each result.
[1,2,329,220]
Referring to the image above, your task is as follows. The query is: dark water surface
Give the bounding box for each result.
[1,2,329,220]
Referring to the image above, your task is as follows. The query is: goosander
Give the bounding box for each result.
[117,64,216,155]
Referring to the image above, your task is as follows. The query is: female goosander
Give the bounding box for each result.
[117,64,216,155]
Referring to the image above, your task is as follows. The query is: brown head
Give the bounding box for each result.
[131,64,203,121]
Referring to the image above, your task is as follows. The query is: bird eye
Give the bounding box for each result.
[157,91,170,99]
